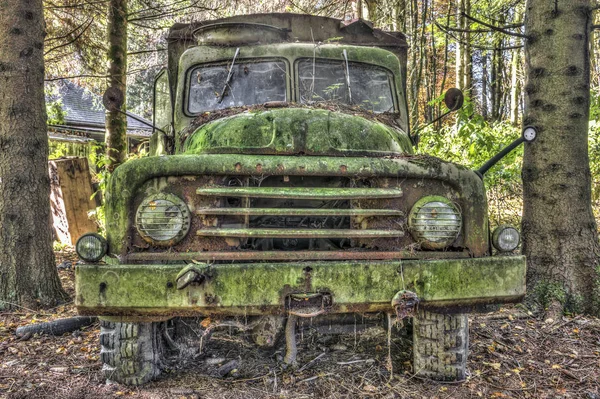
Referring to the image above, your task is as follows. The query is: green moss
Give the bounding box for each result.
[533,281,567,310]
[182,107,413,156]
[103,153,487,257]
[76,256,526,316]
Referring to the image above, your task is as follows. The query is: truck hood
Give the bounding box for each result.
[181,107,413,156]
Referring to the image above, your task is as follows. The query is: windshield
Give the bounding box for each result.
[188,60,287,114]
[298,59,395,113]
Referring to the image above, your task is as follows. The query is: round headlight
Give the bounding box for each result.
[136,193,191,245]
[409,196,462,249]
[492,225,520,252]
[76,233,107,262]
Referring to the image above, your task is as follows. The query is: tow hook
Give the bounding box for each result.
[286,292,332,318]
[283,293,332,366]
[176,264,209,290]
[392,290,419,319]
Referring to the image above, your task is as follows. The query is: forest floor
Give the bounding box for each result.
[1,250,600,399]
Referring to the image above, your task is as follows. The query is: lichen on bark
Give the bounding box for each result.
[105,0,128,170]
[522,0,600,315]
[0,0,67,309]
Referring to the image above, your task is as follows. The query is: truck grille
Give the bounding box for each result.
[195,177,404,251]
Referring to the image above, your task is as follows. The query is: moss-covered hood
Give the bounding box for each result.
[182,107,413,156]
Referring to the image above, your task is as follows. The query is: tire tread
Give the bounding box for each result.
[413,308,468,381]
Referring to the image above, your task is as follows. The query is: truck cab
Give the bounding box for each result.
[75,14,526,385]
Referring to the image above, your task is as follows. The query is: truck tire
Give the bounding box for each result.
[100,321,163,385]
[412,308,468,381]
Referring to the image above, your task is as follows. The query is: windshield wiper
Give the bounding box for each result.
[218,47,240,104]
[342,49,353,104]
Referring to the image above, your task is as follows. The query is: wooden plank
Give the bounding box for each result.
[49,157,97,246]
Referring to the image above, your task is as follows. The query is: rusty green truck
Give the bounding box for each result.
[74,13,526,385]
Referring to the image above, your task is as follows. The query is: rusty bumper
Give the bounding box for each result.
[75,256,526,320]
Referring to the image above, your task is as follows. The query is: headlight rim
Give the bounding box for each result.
[491,224,520,253]
[75,233,108,262]
[408,195,462,249]
[135,192,191,246]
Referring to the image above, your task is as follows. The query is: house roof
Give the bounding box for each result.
[48,81,152,138]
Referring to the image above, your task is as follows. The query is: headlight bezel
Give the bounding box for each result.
[76,233,108,262]
[492,225,520,253]
[135,192,191,246]
[408,196,462,249]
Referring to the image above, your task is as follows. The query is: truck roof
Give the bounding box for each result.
[167,13,407,50]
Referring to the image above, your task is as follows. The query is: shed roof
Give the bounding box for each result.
[48,81,152,137]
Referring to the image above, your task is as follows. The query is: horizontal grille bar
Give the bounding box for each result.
[196,187,402,200]
[196,228,404,239]
[126,250,470,262]
[196,207,404,217]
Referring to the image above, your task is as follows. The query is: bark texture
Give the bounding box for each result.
[522,0,600,313]
[0,0,66,309]
[105,0,128,170]
[455,0,472,92]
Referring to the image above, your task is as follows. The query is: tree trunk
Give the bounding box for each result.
[355,0,364,20]
[394,0,407,32]
[491,45,503,120]
[105,0,128,170]
[365,0,377,23]
[408,0,423,127]
[522,0,600,314]
[510,47,521,125]
[455,0,464,90]
[455,0,472,92]
[462,0,472,91]
[0,0,67,309]
[481,52,489,118]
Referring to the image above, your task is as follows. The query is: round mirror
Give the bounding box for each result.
[103,87,124,112]
[523,126,537,143]
[444,88,465,111]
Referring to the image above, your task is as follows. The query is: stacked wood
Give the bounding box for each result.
[49,157,98,245]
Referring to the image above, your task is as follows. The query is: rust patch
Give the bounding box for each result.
[391,290,419,319]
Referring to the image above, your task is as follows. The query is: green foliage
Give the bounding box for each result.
[89,145,110,234]
[47,100,66,125]
[532,281,587,315]
[53,240,70,251]
[588,90,600,221]
[418,95,523,228]
[87,142,149,234]
[48,142,70,159]
[45,84,67,125]
[533,281,567,310]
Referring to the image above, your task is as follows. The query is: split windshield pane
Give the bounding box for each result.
[188,61,287,114]
[298,59,395,113]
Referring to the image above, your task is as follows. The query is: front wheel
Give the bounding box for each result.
[100,321,163,385]
[412,308,469,381]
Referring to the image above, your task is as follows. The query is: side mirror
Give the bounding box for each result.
[103,87,125,112]
[444,88,464,112]
[409,88,465,148]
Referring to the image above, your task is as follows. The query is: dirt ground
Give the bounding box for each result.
[1,250,600,399]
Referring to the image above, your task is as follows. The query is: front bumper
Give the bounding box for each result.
[75,256,526,320]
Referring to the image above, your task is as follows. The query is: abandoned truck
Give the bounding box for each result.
[74,13,527,385]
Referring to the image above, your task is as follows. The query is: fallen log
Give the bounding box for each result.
[15,316,97,338]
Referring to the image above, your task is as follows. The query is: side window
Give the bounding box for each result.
[153,69,172,131]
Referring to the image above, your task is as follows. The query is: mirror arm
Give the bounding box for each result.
[475,137,524,178]
[111,108,167,135]
[409,109,453,146]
